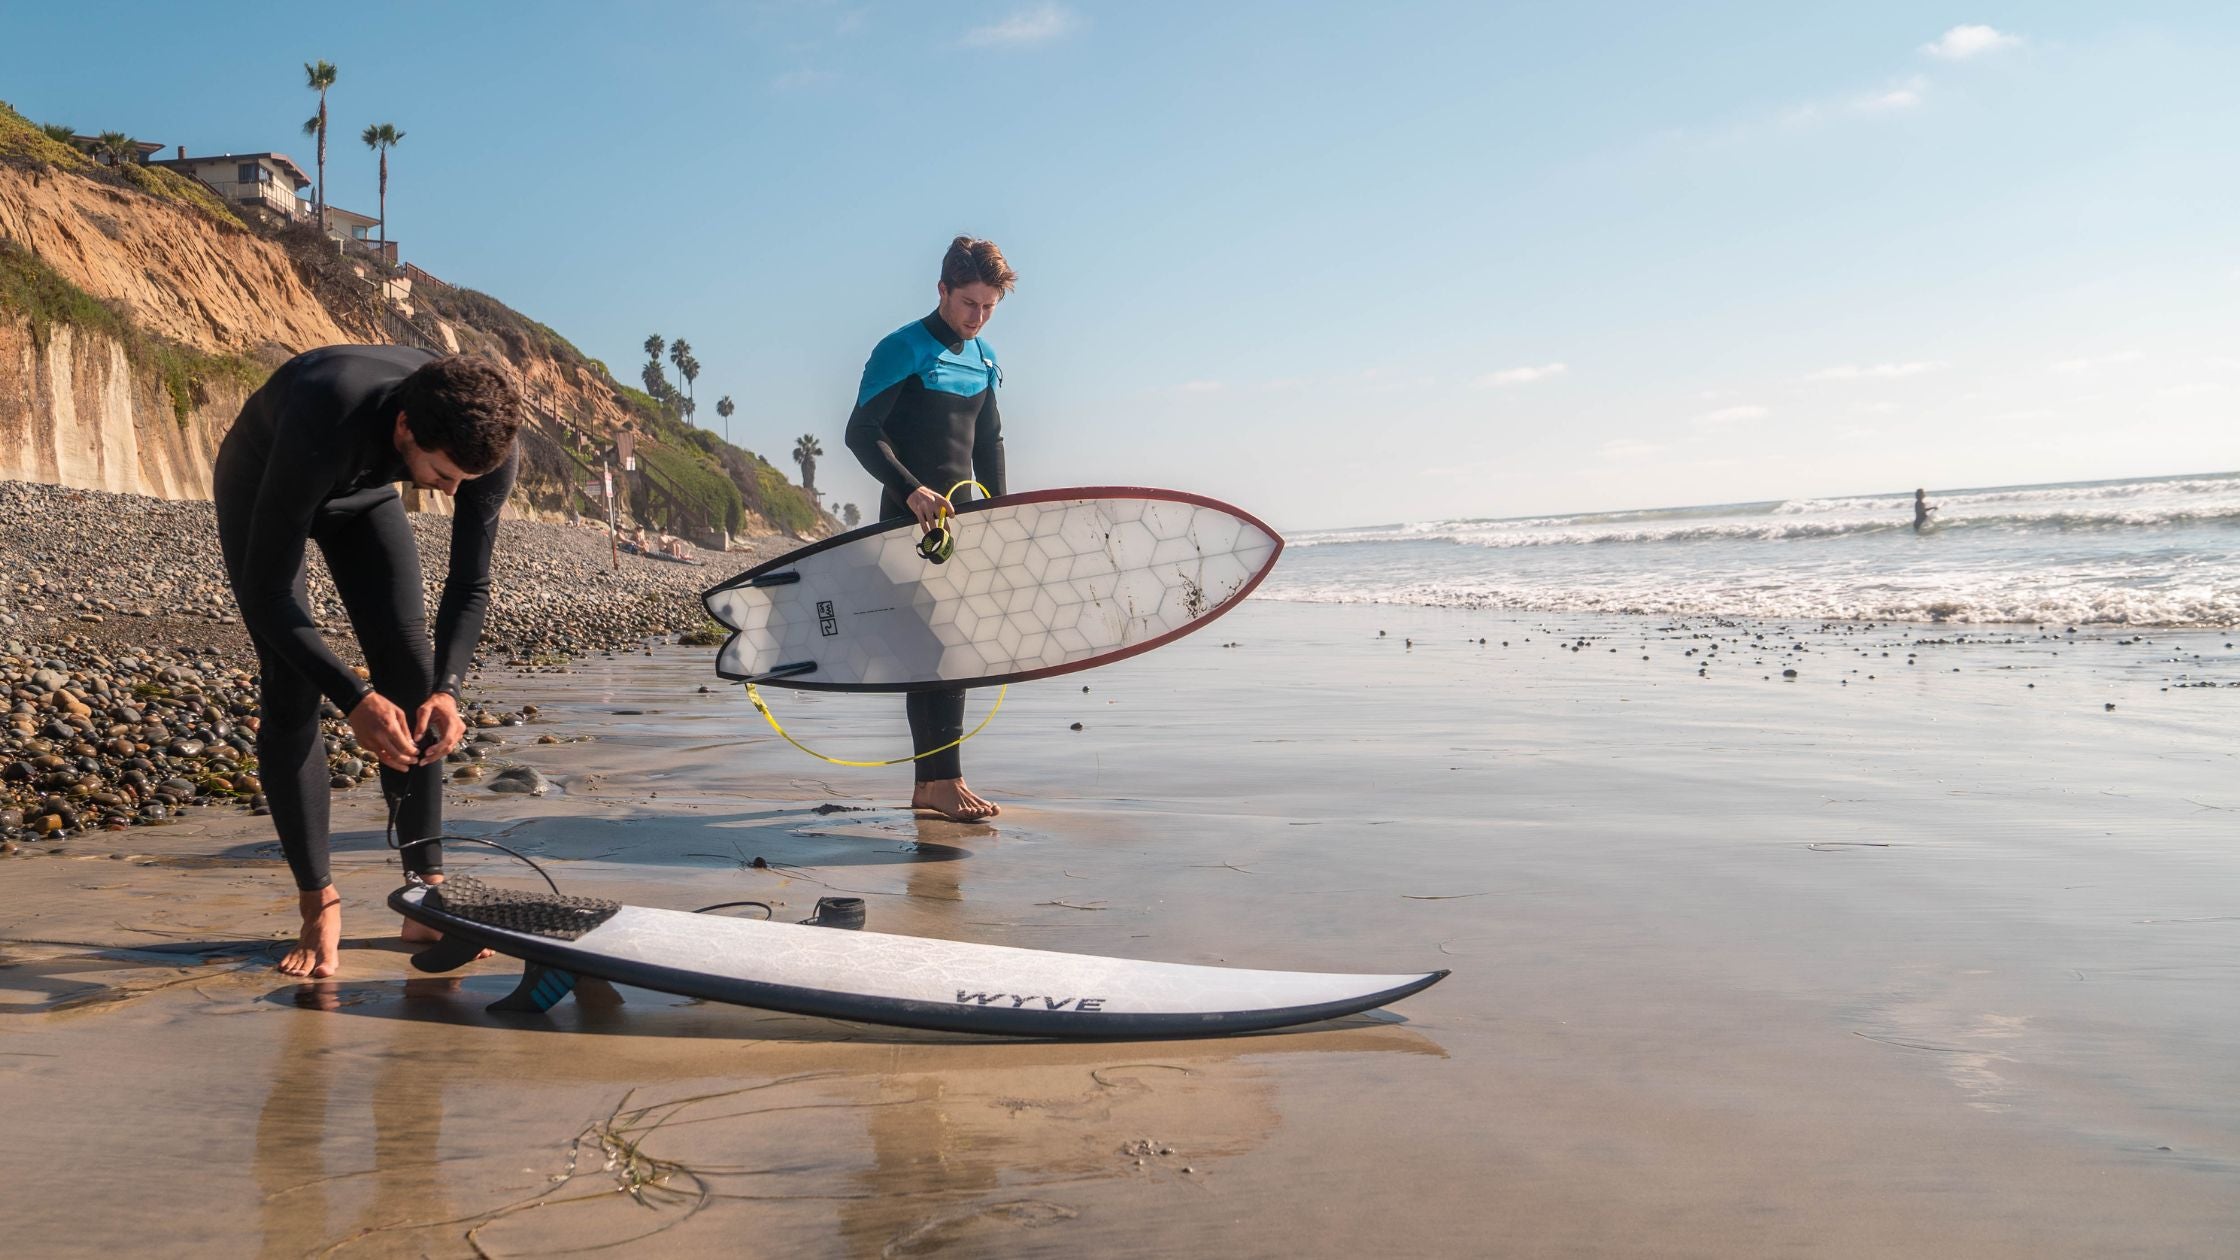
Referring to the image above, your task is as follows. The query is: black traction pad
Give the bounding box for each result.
[425,876,621,941]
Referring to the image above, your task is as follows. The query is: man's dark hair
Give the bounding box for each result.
[397,355,522,473]
[940,236,1016,293]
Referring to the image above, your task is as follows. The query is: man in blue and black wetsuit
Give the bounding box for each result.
[214,347,522,977]
[844,236,1014,821]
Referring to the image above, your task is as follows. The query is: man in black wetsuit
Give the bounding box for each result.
[214,346,521,977]
[844,236,1014,821]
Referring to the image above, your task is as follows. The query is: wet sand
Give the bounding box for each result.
[4,601,2239,1256]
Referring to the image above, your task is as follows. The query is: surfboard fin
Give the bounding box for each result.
[409,937,486,974]
[801,896,866,929]
[488,963,579,1013]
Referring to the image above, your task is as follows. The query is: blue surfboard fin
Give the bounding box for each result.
[488,962,579,1013]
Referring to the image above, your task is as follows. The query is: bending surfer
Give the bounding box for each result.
[844,236,1015,822]
[215,347,522,977]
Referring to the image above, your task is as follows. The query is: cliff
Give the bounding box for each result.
[0,97,824,540]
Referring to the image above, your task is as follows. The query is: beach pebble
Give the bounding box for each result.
[488,766,549,795]
[1070,722,1084,731]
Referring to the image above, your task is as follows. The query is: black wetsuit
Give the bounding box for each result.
[213,345,517,891]
[843,312,1007,781]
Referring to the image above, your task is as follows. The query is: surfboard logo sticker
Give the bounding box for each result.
[703,488,1285,691]
[955,991,1109,1011]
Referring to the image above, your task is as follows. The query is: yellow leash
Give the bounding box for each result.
[743,478,1003,767]
[743,683,1008,767]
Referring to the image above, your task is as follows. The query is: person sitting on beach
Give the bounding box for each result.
[214,347,522,978]
[843,235,1013,822]
[1913,488,1938,532]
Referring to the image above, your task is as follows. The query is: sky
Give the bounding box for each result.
[4,2,2238,530]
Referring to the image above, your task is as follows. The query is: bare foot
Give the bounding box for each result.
[912,777,1001,822]
[280,888,343,978]
[401,874,492,958]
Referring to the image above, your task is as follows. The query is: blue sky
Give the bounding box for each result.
[5,2,2237,529]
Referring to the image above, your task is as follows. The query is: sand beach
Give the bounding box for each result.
[5,598,2238,1256]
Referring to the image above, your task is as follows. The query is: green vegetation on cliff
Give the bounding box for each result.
[0,99,243,230]
[0,238,263,424]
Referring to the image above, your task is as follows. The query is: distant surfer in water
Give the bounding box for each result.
[844,236,1013,821]
[1913,488,1938,532]
[215,347,522,977]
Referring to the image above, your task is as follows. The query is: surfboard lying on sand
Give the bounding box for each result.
[391,879,1445,1038]
[702,487,1282,690]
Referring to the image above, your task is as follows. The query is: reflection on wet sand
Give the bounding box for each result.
[257,973,1437,1255]
[256,980,466,1258]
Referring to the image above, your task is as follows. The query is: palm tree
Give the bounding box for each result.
[669,339,696,420]
[92,131,138,167]
[302,60,338,232]
[39,123,74,145]
[643,333,664,364]
[359,122,404,248]
[792,434,823,494]
[715,395,735,444]
[842,504,860,528]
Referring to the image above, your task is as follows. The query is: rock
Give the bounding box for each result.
[487,766,548,795]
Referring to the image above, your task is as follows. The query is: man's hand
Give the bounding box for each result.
[905,486,952,528]
[411,692,466,766]
[347,692,418,771]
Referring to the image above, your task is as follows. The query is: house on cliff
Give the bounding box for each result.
[149,149,311,222]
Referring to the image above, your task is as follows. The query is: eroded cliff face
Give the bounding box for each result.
[0,165,352,356]
[0,317,249,498]
[0,160,354,501]
[0,155,820,540]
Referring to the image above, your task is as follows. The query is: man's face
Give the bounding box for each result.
[392,414,478,497]
[937,281,1004,341]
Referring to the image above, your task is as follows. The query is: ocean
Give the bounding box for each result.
[1264,471,2240,627]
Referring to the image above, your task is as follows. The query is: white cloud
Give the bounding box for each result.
[962,3,1075,47]
[1806,361,1942,381]
[1922,25,2020,60]
[1601,439,1664,460]
[1474,362,1567,387]
[1177,379,1224,393]
[2158,382,2224,400]
[2052,350,2145,374]
[1855,75,1928,112]
[1693,404,1769,429]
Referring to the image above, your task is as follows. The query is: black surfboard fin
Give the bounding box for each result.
[801,896,865,929]
[410,936,485,974]
[488,962,579,1013]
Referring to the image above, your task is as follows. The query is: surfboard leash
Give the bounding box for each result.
[747,477,1009,767]
[741,682,1007,767]
[384,771,563,893]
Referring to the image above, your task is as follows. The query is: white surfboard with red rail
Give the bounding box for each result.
[702,488,1283,691]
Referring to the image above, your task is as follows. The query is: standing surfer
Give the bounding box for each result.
[1913,488,1938,532]
[844,236,1014,821]
[215,347,522,977]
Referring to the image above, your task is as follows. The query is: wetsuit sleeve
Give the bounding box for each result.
[844,332,924,503]
[973,384,1006,499]
[845,382,921,502]
[431,444,518,697]
[234,396,375,713]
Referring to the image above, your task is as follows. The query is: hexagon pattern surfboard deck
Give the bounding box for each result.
[702,487,1283,691]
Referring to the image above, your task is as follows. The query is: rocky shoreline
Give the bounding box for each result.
[0,479,795,847]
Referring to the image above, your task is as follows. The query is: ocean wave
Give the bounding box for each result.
[1290,505,2240,550]
[1256,579,2240,628]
